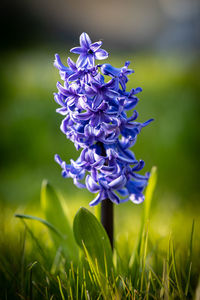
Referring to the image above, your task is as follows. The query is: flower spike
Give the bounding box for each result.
[54,33,153,206]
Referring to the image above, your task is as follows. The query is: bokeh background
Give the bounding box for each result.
[0,0,200,219]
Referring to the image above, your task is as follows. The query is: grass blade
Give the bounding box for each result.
[143,166,157,224]
[15,214,64,238]
[129,167,157,284]
[57,275,66,300]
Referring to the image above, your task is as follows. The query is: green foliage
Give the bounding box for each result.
[143,166,157,222]
[15,213,65,238]
[41,180,78,262]
[129,167,157,286]
[0,167,199,299]
[73,207,113,276]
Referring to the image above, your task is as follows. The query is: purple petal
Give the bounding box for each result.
[93,94,103,109]
[94,49,109,60]
[80,148,87,161]
[127,111,138,122]
[101,64,120,77]
[54,54,69,72]
[55,154,62,165]
[91,168,98,182]
[80,32,91,49]
[124,101,138,110]
[75,111,92,121]
[101,165,116,174]
[132,160,145,171]
[91,158,105,169]
[108,175,126,189]
[56,82,71,97]
[87,55,95,66]
[67,57,77,71]
[60,117,69,134]
[54,93,65,106]
[84,125,92,137]
[70,47,84,54]
[84,84,96,95]
[134,87,142,94]
[117,188,129,197]
[142,119,154,127]
[56,107,68,115]
[130,193,144,204]
[68,73,80,82]
[107,190,120,204]
[86,175,100,193]
[90,41,102,52]
[90,114,100,127]
[99,137,117,144]
[89,192,103,206]
[131,173,148,181]
[99,178,109,189]
[74,178,86,189]
[77,54,87,68]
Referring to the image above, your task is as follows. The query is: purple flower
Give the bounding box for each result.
[53,33,153,206]
[70,32,108,68]
[101,62,134,91]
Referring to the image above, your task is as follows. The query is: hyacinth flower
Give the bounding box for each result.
[53,32,153,248]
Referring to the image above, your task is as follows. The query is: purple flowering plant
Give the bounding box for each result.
[54,32,153,207]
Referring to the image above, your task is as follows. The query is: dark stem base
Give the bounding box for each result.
[101,199,113,250]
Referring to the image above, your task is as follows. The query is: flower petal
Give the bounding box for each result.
[142,119,154,127]
[67,57,77,71]
[80,32,92,48]
[94,49,109,60]
[90,41,102,52]
[56,82,71,97]
[55,154,62,165]
[75,111,92,121]
[108,175,126,189]
[56,107,68,115]
[54,54,70,72]
[129,193,144,204]
[76,54,87,68]
[87,55,95,67]
[86,175,100,193]
[101,64,120,76]
[89,192,103,206]
[70,47,84,54]
[107,190,120,204]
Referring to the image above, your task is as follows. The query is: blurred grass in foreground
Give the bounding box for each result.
[0,168,199,299]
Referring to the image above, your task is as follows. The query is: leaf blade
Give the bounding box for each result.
[73,207,113,276]
[41,180,78,261]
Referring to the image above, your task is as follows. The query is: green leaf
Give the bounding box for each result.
[41,180,78,261]
[143,166,157,223]
[73,207,113,276]
[15,214,64,239]
[129,166,157,283]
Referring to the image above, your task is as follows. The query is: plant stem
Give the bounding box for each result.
[98,141,114,250]
[101,199,113,250]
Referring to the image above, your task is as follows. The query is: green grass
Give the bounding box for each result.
[0,168,199,299]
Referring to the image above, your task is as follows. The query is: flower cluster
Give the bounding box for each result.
[54,33,153,206]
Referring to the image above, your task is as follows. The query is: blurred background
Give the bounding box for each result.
[0,0,200,215]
